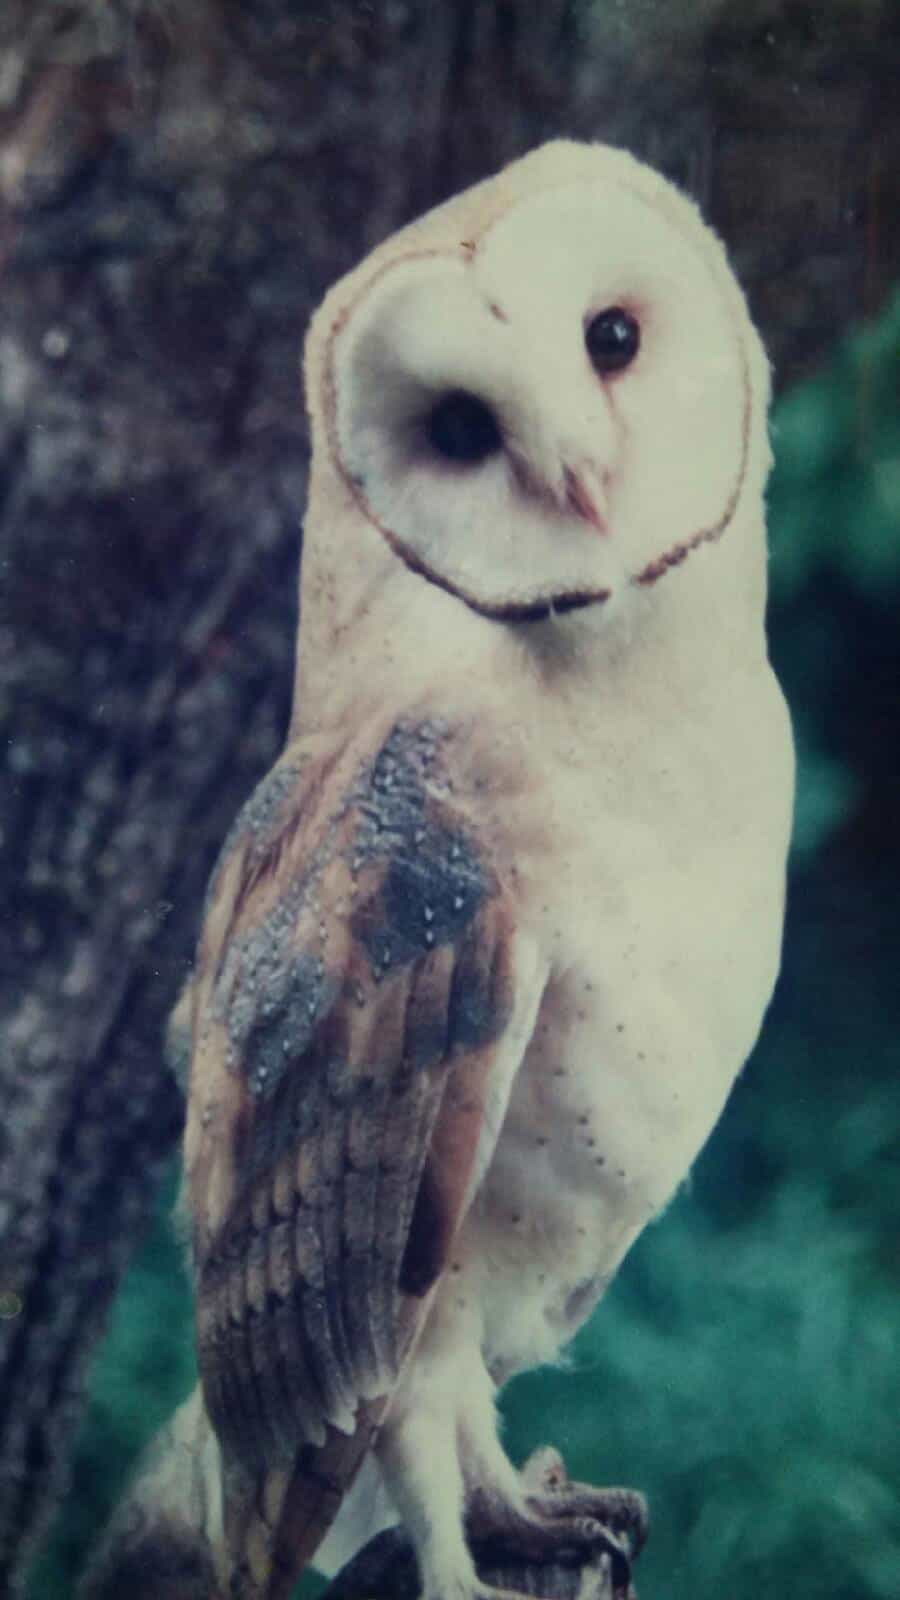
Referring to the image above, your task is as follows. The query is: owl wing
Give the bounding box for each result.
[185,720,541,1595]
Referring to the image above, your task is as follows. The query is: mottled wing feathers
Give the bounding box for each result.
[184,719,528,1594]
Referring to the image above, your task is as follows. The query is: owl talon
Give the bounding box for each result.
[465,1448,646,1600]
[524,1486,648,1560]
[517,1449,646,1556]
[467,1501,633,1594]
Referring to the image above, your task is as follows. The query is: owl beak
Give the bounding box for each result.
[563,465,608,535]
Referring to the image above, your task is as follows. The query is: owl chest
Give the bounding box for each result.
[502,677,788,1105]
[469,873,761,1374]
[463,679,790,1371]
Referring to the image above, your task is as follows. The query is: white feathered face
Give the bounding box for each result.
[327,178,752,622]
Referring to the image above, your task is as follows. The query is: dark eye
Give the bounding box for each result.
[585,307,640,375]
[426,390,502,464]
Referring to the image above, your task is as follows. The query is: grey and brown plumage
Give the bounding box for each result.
[174,139,794,1600]
[185,717,537,1593]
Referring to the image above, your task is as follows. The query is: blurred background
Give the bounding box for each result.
[1,4,897,1598]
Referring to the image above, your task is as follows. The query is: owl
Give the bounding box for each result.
[179,140,794,1600]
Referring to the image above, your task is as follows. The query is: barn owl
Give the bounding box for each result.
[178,139,794,1600]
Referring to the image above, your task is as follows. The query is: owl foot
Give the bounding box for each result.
[465,1447,646,1599]
[522,1445,647,1557]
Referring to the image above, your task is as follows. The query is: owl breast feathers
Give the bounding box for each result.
[181,139,794,1600]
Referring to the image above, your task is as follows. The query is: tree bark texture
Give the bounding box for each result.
[1,0,898,1591]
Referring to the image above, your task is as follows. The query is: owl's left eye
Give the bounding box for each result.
[427,391,502,464]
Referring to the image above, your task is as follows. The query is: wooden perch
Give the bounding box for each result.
[321,1525,635,1600]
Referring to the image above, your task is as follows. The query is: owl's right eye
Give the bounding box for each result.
[427,391,502,464]
[585,307,641,375]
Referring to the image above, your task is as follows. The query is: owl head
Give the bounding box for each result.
[297,141,771,692]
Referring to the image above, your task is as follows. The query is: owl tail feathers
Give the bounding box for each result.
[222,1407,387,1600]
[80,1382,387,1600]
[78,1385,229,1600]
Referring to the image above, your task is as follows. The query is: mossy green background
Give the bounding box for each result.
[28,293,900,1599]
